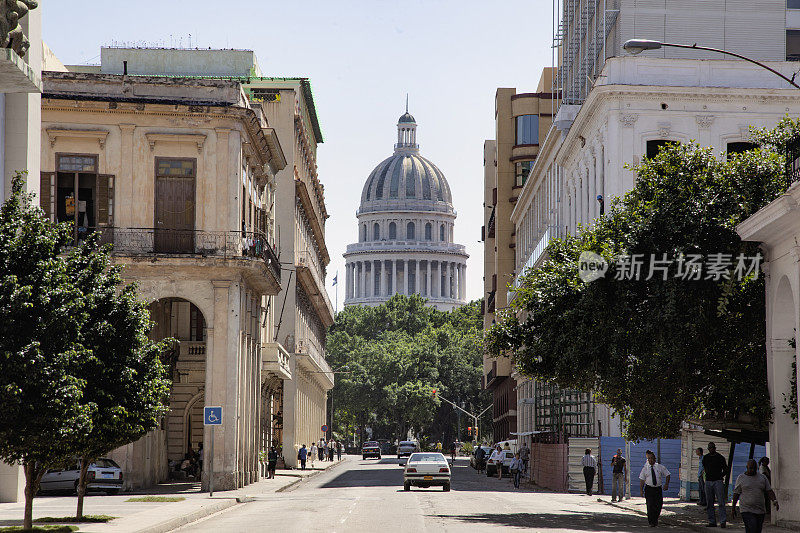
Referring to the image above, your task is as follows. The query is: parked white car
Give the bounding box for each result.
[40,458,123,495]
[397,440,420,458]
[403,452,451,491]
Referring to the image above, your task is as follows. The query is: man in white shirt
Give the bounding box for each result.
[581,448,598,496]
[489,446,503,479]
[639,450,671,527]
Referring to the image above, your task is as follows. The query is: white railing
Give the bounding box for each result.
[509,226,555,302]
[296,249,333,315]
[296,337,334,379]
[345,241,466,254]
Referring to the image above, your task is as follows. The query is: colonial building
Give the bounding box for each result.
[344,111,468,311]
[41,71,288,491]
[509,0,800,508]
[88,47,335,469]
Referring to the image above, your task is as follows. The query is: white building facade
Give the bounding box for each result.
[344,112,468,312]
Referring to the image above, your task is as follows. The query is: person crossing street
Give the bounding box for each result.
[581,449,597,496]
[639,450,670,527]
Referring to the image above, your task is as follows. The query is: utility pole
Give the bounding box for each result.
[433,389,490,443]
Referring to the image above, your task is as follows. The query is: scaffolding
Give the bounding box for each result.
[553,0,621,108]
[534,382,596,438]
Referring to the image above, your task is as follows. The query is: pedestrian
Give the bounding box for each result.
[318,439,325,461]
[732,459,779,533]
[450,441,457,463]
[475,445,487,474]
[309,443,317,468]
[323,440,329,461]
[696,447,707,507]
[489,445,503,479]
[267,446,278,479]
[436,441,443,453]
[298,444,308,470]
[337,441,342,461]
[581,448,597,496]
[610,448,627,502]
[519,442,530,478]
[639,450,671,527]
[510,452,523,489]
[759,457,772,515]
[198,442,204,473]
[703,441,729,527]
[328,440,335,461]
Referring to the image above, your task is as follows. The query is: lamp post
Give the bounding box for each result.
[622,39,800,90]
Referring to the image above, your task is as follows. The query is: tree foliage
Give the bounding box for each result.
[486,120,798,441]
[0,173,170,527]
[327,295,488,445]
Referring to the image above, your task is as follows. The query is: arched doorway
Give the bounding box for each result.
[149,297,208,468]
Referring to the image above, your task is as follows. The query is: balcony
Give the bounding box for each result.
[344,241,467,255]
[262,342,292,381]
[296,337,334,389]
[487,207,496,239]
[509,226,554,303]
[95,227,280,293]
[487,290,496,313]
[296,249,334,327]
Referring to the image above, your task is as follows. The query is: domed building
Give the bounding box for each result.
[343,110,468,311]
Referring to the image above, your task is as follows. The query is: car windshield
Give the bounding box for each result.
[408,453,445,463]
[364,442,378,447]
[399,441,416,446]
[92,458,120,468]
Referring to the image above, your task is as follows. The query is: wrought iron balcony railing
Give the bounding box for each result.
[80,226,280,281]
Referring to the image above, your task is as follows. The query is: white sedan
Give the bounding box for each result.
[403,452,451,491]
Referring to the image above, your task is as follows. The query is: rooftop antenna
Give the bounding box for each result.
[405,93,409,113]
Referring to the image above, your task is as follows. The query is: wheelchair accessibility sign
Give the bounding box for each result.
[204,406,223,425]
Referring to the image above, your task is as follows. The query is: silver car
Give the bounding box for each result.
[40,458,123,495]
[397,440,420,458]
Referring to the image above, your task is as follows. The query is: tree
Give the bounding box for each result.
[0,173,94,529]
[327,295,488,444]
[486,130,789,440]
[70,237,171,519]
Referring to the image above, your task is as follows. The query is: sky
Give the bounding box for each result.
[43,0,555,306]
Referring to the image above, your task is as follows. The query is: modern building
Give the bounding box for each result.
[481,75,554,443]
[509,0,800,509]
[343,111,468,311]
[40,71,287,491]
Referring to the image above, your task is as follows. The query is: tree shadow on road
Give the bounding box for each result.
[432,511,667,530]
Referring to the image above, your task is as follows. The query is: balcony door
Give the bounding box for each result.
[155,158,196,253]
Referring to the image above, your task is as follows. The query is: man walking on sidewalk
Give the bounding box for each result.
[611,448,627,502]
[639,450,670,527]
[732,459,779,533]
[581,448,597,496]
[519,442,530,478]
[298,444,308,470]
[703,442,729,527]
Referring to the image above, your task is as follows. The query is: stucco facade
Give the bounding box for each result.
[737,184,800,527]
[40,72,287,491]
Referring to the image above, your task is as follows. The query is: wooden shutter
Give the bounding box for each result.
[40,172,55,222]
[97,174,114,227]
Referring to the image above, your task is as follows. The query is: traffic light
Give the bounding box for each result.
[431,389,437,398]
[467,427,472,436]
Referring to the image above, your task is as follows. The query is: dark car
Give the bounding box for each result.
[362,441,382,460]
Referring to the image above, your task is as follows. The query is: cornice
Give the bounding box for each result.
[46,127,109,149]
[145,132,206,153]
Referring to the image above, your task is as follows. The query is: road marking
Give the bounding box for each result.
[339,495,361,525]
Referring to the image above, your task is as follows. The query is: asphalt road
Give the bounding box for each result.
[174,455,689,532]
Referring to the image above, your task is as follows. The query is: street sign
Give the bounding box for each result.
[204,406,223,425]
[321,424,329,433]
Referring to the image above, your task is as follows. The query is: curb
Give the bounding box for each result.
[276,457,345,493]
[601,498,709,532]
[131,499,239,533]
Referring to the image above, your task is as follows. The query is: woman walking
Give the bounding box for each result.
[510,452,524,488]
[309,443,317,468]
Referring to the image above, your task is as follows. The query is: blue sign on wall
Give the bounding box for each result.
[204,406,223,425]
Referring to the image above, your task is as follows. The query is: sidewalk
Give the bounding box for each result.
[0,457,345,533]
[601,494,794,532]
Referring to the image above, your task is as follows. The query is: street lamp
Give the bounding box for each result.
[622,39,800,90]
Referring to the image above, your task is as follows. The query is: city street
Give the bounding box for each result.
[174,457,687,532]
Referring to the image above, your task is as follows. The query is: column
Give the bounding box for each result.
[359,262,365,298]
[415,260,421,296]
[426,261,432,297]
[381,261,388,296]
[392,259,397,295]
[403,260,409,295]
[444,262,450,299]
[588,153,597,222]
[596,143,604,213]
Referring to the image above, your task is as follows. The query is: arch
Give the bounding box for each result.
[361,224,367,242]
[773,275,796,341]
[389,222,397,240]
[183,391,205,457]
[425,222,432,241]
[407,221,415,240]
[373,222,380,241]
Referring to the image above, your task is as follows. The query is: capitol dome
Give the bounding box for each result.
[344,109,468,312]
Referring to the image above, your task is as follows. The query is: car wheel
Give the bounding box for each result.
[404,482,411,491]
[377,455,381,460]
[362,456,367,460]
[443,483,451,492]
